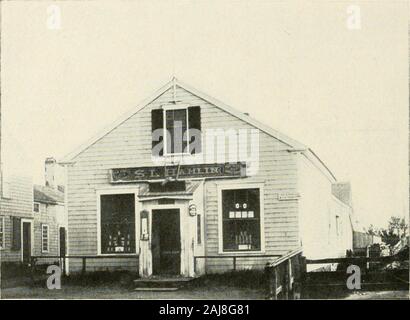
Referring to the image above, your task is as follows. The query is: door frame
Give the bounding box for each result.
[148,203,185,276]
[20,218,33,263]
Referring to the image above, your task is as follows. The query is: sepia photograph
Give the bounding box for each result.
[0,0,408,304]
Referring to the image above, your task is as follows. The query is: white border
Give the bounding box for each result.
[149,204,186,275]
[217,182,265,255]
[41,224,49,253]
[162,103,191,156]
[96,187,139,256]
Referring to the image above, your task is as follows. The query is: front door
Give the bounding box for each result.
[22,222,31,264]
[152,209,181,275]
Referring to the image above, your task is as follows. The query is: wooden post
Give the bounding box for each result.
[266,266,278,300]
[82,257,86,274]
[366,246,370,270]
[194,257,197,274]
[285,259,292,299]
[233,257,237,271]
[300,256,307,280]
[272,268,278,300]
[283,263,289,300]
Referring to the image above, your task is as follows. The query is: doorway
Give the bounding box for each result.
[22,221,31,264]
[152,209,181,275]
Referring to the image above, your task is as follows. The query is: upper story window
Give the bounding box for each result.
[152,105,201,156]
[33,202,40,213]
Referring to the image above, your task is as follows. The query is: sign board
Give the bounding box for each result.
[110,162,246,183]
[277,193,300,201]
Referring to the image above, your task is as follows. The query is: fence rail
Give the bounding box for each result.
[30,254,139,275]
[193,254,281,273]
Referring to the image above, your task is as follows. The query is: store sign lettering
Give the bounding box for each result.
[110,162,246,183]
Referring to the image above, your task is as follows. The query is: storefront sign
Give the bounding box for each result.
[110,162,246,183]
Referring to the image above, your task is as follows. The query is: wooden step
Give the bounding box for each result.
[133,276,198,289]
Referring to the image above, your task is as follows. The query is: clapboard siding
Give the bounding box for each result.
[66,85,300,273]
[0,176,33,263]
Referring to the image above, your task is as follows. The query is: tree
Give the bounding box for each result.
[378,216,409,255]
[367,224,378,236]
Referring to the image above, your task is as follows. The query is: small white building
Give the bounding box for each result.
[59,78,354,276]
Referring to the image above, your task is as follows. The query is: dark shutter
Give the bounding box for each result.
[12,217,21,251]
[188,106,201,154]
[151,109,164,156]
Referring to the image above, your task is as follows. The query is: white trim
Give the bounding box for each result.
[217,182,265,255]
[162,104,190,156]
[20,219,34,262]
[96,187,139,256]
[59,78,305,164]
[149,204,186,275]
[41,224,49,253]
[0,216,4,250]
[162,103,190,111]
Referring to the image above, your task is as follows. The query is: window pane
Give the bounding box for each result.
[101,194,135,254]
[222,188,261,251]
[42,225,48,251]
[166,109,187,154]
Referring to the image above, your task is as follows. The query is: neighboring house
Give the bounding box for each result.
[0,174,34,264]
[0,158,67,266]
[33,158,67,263]
[59,78,354,276]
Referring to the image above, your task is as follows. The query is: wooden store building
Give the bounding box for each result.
[59,78,353,277]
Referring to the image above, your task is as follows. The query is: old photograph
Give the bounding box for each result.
[0,0,409,302]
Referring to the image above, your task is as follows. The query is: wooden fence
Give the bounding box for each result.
[264,247,304,300]
[193,254,281,274]
[30,254,139,275]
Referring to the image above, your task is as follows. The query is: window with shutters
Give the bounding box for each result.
[152,105,201,156]
[42,224,49,253]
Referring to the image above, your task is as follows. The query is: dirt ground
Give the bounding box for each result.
[1,284,408,300]
[1,284,265,300]
[0,269,408,300]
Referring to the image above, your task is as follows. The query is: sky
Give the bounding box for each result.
[1,1,408,229]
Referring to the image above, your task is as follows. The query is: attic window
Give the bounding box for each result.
[152,105,201,156]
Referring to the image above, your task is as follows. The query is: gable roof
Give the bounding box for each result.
[34,184,64,204]
[59,78,306,164]
[58,78,335,180]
